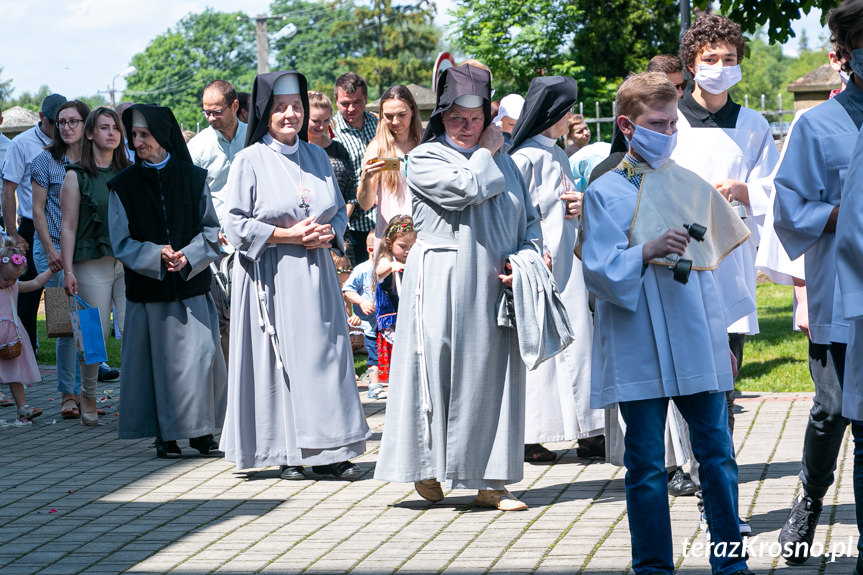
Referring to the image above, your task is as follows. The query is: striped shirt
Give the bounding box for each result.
[333,110,378,232]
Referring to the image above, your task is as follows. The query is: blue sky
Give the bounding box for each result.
[0,0,830,102]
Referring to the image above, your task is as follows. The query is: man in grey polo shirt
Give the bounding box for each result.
[332,72,377,264]
[1,93,66,352]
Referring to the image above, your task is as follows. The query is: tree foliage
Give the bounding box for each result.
[4,86,51,112]
[448,0,679,105]
[730,31,830,114]
[448,0,584,95]
[572,0,680,79]
[701,0,840,45]
[124,8,258,129]
[0,68,13,102]
[271,0,363,94]
[122,2,439,127]
[339,0,439,95]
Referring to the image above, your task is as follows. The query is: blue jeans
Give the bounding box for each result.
[619,391,747,575]
[364,334,378,367]
[33,237,81,395]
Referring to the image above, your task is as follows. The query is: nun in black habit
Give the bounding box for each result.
[219,71,370,481]
[373,64,543,511]
[509,77,605,463]
[108,104,227,458]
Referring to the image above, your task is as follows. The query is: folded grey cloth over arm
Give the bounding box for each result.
[496,249,575,370]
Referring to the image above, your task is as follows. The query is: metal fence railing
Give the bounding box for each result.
[577,94,796,146]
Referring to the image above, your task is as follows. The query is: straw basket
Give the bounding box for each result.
[0,319,22,359]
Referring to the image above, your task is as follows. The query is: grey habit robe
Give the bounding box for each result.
[373,138,543,490]
[219,135,370,470]
[108,165,228,441]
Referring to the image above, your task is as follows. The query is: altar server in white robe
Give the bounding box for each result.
[583,72,752,575]
[671,21,778,525]
[772,4,863,559]
[374,63,543,511]
[509,76,604,463]
[672,15,779,409]
[220,70,370,481]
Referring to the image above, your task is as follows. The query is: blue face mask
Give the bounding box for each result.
[851,48,863,80]
[626,120,677,169]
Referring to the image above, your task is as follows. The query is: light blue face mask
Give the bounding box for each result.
[851,48,863,80]
[626,120,678,169]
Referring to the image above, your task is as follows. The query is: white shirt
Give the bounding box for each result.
[1,124,52,220]
[0,133,11,169]
[188,121,247,229]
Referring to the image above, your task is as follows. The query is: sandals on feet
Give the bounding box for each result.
[524,443,557,463]
[60,399,80,419]
[17,405,42,422]
[0,395,14,407]
[367,383,388,399]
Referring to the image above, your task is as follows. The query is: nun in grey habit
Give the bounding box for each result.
[219,71,370,480]
[373,64,543,511]
[108,104,227,458]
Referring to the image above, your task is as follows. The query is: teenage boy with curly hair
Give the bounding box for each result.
[671,13,780,536]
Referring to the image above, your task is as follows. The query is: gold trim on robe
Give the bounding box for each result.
[627,159,751,270]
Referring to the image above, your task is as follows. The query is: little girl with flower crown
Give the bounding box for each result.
[374,215,417,388]
[0,237,55,422]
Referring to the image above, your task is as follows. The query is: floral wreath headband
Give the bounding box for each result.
[1,254,26,266]
[386,223,415,238]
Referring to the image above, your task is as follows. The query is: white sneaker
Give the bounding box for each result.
[700,511,752,539]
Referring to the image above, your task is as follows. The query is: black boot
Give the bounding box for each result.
[189,434,223,456]
[155,437,181,459]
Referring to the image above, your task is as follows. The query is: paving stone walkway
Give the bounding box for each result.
[0,368,858,574]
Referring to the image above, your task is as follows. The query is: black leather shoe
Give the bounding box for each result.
[576,435,605,458]
[312,461,363,480]
[98,362,120,382]
[280,465,306,480]
[189,434,223,456]
[668,467,698,497]
[155,437,181,459]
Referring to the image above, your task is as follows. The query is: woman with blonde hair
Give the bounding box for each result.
[356,85,422,255]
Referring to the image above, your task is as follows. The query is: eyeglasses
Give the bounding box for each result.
[57,119,82,129]
[201,109,225,118]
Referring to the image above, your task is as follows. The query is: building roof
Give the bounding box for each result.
[787,63,841,93]
[0,106,39,135]
[368,83,437,112]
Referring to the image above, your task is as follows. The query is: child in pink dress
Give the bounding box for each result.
[0,238,55,422]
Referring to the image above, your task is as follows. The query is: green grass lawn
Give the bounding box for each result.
[35,314,122,367]
[736,282,811,393]
[37,281,813,392]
